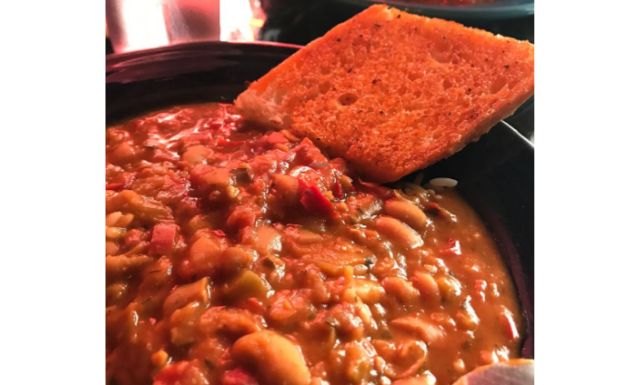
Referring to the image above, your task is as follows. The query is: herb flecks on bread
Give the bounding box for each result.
[235,5,534,182]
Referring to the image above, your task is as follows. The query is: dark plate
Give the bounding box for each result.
[107,41,533,358]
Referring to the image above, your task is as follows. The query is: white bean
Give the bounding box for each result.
[232,330,311,385]
[384,199,429,230]
[375,216,424,250]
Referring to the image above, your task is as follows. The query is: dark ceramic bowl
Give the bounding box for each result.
[106,41,534,358]
[334,0,534,21]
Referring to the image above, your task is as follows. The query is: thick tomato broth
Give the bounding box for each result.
[106,103,522,385]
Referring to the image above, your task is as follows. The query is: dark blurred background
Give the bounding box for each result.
[259,0,533,44]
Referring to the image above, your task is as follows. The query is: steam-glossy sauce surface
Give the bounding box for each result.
[106,103,521,385]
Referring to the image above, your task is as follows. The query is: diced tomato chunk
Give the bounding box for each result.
[106,181,125,191]
[332,179,344,199]
[298,179,335,218]
[106,172,135,191]
[150,223,179,256]
[221,368,258,385]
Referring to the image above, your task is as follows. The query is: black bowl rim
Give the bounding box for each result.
[107,40,303,63]
[335,0,534,20]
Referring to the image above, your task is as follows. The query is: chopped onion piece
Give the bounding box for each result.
[428,177,458,188]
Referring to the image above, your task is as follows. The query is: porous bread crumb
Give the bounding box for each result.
[235,5,534,182]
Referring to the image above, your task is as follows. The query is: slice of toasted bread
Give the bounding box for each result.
[235,5,534,182]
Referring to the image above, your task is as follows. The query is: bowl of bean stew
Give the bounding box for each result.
[106,41,533,385]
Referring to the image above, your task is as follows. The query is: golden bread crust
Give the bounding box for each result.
[235,5,534,182]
